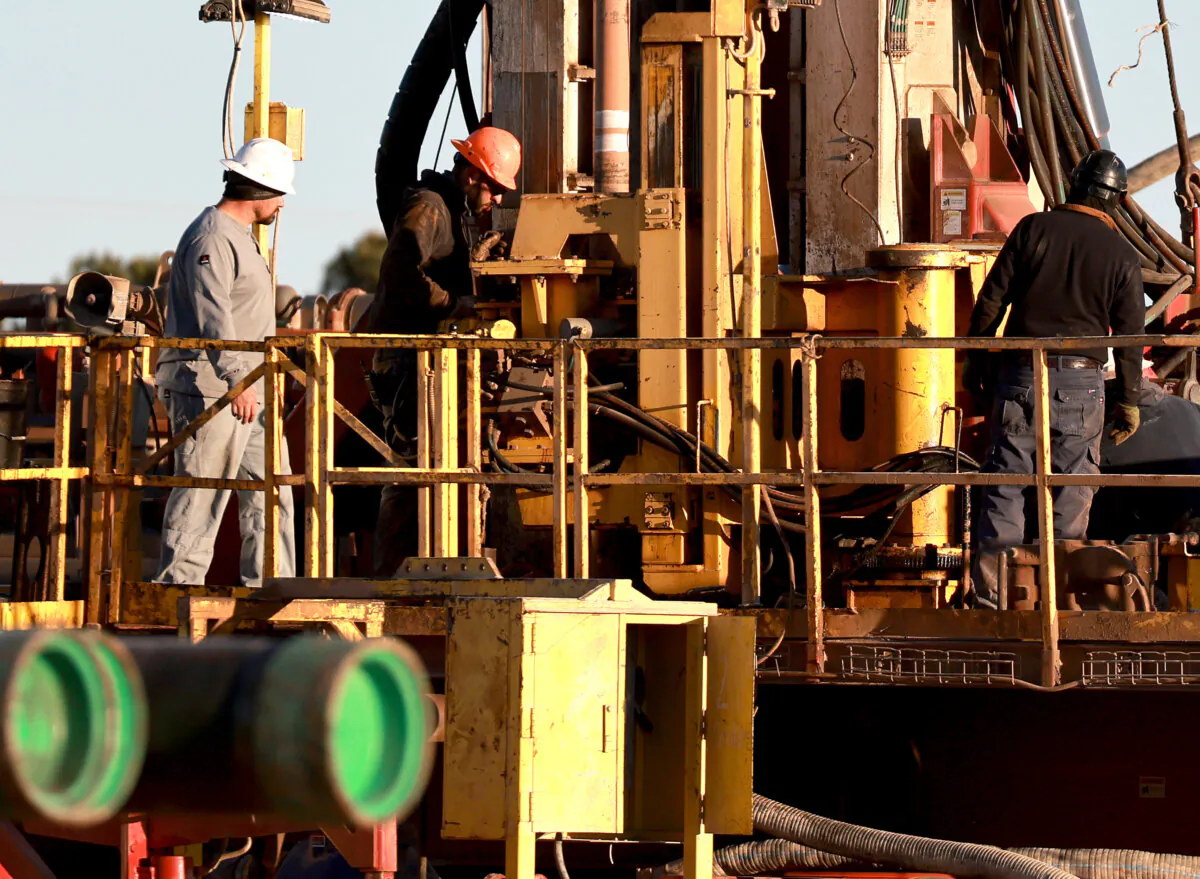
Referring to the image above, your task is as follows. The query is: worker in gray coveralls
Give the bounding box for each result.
[154,138,297,586]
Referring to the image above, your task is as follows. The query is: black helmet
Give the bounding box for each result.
[1069,150,1128,204]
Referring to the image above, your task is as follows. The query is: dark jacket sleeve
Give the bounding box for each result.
[1109,259,1146,408]
[370,194,455,332]
[968,220,1028,338]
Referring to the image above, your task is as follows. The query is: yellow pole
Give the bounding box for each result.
[252,12,272,254]
[1033,350,1060,686]
[740,9,763,606]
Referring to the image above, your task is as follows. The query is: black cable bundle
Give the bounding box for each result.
[996,0,1194,284]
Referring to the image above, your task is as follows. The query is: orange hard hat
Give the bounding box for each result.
[452,126,522,191]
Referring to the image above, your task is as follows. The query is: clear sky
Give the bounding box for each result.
[0,0,1196,292]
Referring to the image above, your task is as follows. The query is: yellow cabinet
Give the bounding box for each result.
[443,592,755,853]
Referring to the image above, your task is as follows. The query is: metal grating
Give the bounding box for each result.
[1082,650,1200,686]
[840,644,1019,685]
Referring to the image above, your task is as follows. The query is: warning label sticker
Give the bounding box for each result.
[1139,777,1166,798]
[940,189,968,211]
[942,210,963,237]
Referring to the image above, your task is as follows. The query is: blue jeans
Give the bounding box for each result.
[973,362,1105,607]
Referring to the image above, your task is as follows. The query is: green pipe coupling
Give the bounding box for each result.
[0,630,146,826]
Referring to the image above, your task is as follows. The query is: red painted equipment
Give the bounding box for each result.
[931,111,1038,243]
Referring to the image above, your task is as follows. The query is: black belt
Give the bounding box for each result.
[1004,352,1102,370]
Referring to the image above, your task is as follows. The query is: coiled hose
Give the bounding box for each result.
[750,794,1078,879]
[1010,848,1200,879]
[659,839,864,877]
[662,838,1200,879]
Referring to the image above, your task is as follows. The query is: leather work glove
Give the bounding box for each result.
[471,230,507,262]
[962,350,990,399]
[1110,403,1140,446]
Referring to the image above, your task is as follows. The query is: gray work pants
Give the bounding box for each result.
[155,390,296,587]
[972,362,1105,607]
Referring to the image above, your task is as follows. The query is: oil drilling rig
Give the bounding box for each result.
[7,0,1200,877]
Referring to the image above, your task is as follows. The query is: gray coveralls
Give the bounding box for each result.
[155,206,296,586]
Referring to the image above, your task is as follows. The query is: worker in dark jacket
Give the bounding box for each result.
[964,150,1145,607]
[366,126,522,575]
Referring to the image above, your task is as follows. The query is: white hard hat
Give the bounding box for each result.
[220,138,296,195]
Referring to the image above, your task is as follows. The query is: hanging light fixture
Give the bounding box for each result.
[199,0,331,24]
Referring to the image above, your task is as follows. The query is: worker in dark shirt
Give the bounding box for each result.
[366,126,522,575]
[964,150,1145,607]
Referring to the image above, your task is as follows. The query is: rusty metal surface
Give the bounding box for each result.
[179,596,386,641]
[756,607,1200,644]
[116,582,250,629]
[383,606,448,636]
[259,577,629,601]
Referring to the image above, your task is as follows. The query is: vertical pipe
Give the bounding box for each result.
[319,340,335,576]
[573,349,590,578]
[788,10,806,272]
[86,348,113,626]
[109,352,137,623]
[595,0,631,193]
[252,13,271,139]
[740,14,764,606]
[552,343,569,578]
[801,351,824,673]
[1032,350,1060,686]
[682,622,713,879]
[1193,206,1200,293]
[47,347,72,601]
[252,12,272,254]
[303,336,322,577]
[1050,0,1111,147]
[432,349,458,558]
[264,346,279,580]
[466,348,483,557]
[417,350,432,559]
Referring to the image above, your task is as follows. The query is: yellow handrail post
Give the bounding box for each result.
[264,344,280,580]
[801,346,824,673]
[552,341,569,578]
[466,348,484,556]
[573,346,590,578]
[46,344,73,601]
[1033,348,1060,686]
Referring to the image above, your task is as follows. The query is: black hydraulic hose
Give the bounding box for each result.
[1016,5,1055,205]
[375,0,485,232]
[756,492,799,664]
[1029,0,1063,203]
[1034,38,1162,268]
[485,418,518,473]
[1011,4,1187,275]
[751,794,1078,879]
[1023,0,1194,269]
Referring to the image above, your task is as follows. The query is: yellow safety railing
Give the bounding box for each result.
[0,335,88,602]
[10,331,1200,686]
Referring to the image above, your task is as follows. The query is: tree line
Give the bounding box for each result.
[66,230,387,295]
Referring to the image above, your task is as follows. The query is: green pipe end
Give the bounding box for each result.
[256,637,432,826]
[328,644,430,824]
[7,632,146,826]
